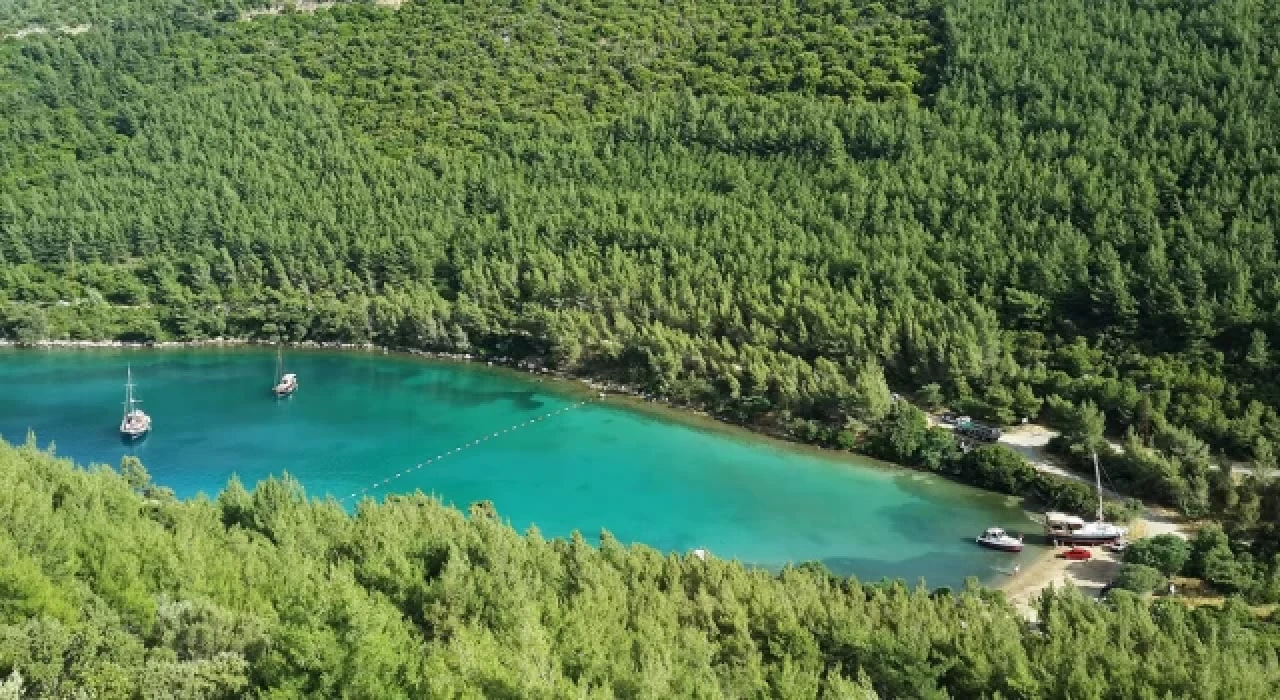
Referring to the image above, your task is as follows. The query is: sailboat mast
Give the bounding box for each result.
[277,343,283,378]
[124,365,134,416]
[1092,450,1104,521]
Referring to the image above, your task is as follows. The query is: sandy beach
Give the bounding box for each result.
[990,423,1190,617]
[1001,545,1122,618]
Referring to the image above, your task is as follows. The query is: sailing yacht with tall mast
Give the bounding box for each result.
[119,366,151,439]
[272,343,298,397]
[1045,450,1128,545]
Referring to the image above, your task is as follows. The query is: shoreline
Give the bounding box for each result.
[999,542,1125,620]
[0,336,888,466]
[3,338,1035,591]
[0,337,1046,499]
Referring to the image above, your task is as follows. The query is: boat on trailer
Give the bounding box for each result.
[1044,451,1128,545]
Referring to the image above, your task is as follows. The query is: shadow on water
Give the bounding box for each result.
[880,500,1033,547]
[818,550,1011,589]
[402,373,547,411]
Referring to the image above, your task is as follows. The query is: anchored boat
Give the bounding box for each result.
[272,344,297,397]
[119,366,151,440]
[976,527,1024,552]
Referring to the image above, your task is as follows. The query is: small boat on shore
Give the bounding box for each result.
[272,344,297,397]
[119,366,151,440]
[976,527,1024,552]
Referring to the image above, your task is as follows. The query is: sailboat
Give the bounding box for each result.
[272,343,298,397]
[1045,450,1128,545]
[119,366,151,439]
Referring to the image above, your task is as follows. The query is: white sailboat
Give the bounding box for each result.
[119,366,151,439]
[1045,451,1128,545]
[272,343,297,397]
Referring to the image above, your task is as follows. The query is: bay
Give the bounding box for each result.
[0,347,1040,588]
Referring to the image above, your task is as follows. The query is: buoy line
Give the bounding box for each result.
[338,398,598,504]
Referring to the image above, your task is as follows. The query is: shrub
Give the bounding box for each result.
[1114,564,1168,594]
[1124,535,1190,577]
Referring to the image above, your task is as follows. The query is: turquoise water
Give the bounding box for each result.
[0,347,1040,587]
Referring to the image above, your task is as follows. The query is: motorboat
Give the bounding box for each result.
[976,527,1024,552]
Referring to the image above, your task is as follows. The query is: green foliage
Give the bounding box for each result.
[2,438,1280,697]
[1178,521,1280,601]
[960,444,1038,495]
[1124,535,1191,577]
[860,405,1109,516]
[119,455,149,491]
[4,0,1280,686]
[917,383,944,411]
[0,0,1276,476]
[1114,564,1167,594]
[1101,497,1144,525]
[1188,524,1232,579]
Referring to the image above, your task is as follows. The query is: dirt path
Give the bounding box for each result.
[3,24,90,40]
[242,0,403,19]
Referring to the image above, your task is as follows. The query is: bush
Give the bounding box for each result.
[1114,564,1168,594]
[918,383,945,411]
[1124,535,1191,577]
[959,444,1038,494]
[1187,524,1231,578]
[1029,473,1096,515]
[1102,497,1144,524]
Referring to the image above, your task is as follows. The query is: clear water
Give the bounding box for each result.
[0,347,1041,587]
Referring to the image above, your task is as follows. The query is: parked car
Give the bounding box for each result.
[957,422,1003,443]
[1059,547,1093,561]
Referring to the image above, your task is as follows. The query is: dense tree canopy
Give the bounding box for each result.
[2,0,1278,476]
[3,1,1280,692]
[2,438,1280,698]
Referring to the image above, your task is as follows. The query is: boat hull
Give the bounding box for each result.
[976,539,1024,553]
[1047,533,1123,546]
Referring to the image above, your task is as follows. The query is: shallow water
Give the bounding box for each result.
[0,347,1040,587]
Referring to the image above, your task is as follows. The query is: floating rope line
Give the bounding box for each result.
[338,399,597,504]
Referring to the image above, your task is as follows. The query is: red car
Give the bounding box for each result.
[1059,547,1093,561]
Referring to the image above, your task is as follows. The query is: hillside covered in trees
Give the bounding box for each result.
[1,438,1279,697]
[1,1,1277,459]
[4,1,1280,694]
[3,0,1279,486]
